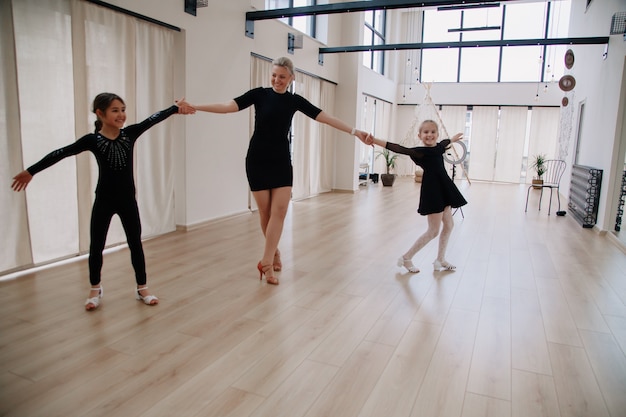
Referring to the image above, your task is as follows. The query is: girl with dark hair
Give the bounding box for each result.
[11,93,192,310]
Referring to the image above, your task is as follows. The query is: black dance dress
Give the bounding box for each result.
[386,139,467,215]
[234,87,322,191]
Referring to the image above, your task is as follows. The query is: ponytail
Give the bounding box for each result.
[92,92,124,133]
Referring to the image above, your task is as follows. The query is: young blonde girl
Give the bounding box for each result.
[369,120,466,272]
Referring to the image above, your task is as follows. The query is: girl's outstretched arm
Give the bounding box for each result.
[451,133,464,143]
[371,136,388,148]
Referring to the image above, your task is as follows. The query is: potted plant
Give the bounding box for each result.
[376,147,398,186]
[530,153,546,189]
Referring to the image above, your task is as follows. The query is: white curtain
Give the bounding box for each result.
[1,0,178,274]
[360,96,392,176]
[374,99,392,174]
[12,0,80,265]
[316,80,335,193]
[292,73,321,200]
[133,20,176,238]
[1,0,33,272]
[525,106,560,184]
[360,96,376,172]
[292,72,335,200]
[494,107,527,183]
[251,56,272,88]
[467,106,499,181]
[440,105,467,139]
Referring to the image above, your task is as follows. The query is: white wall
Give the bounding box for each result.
[563,0,626,231]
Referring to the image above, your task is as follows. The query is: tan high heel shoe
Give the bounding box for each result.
[273,250,282,271]
[257,261,279,285]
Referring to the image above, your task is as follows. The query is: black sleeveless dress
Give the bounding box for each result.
[234,87,322,191]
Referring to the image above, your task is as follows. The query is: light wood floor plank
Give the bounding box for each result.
[579,330,626,417]
[549,342,610,417]
[1,179,624,417]
[248,359,339,417]
[536,278,583,347]
[188,387,265,417]
[466,295,512,401]
[304,341,395,417]
[357,321,442,417]
[461,392,511,417]
[511,369,560,417]
[231,293,362,397]
[511,288,552,375]
[409,308,480,417]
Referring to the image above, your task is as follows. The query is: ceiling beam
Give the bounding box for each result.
[319,36,610,54]
[246,0,514,21]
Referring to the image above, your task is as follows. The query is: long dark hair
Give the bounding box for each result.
[92,93,124,133]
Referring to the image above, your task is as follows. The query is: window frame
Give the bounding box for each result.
[419,1,570,83]
[363,9,386,74]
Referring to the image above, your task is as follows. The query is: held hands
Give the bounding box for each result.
[11,170,33,192]
[175,98,196,115]
[353,129,374,146]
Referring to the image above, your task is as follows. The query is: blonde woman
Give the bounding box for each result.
[178,57,370,284]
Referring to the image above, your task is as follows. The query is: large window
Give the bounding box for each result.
[266,0,316,38]
[363,9,386,74]
[419,1,570,83]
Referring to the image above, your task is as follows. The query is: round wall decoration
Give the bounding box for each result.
[565,49,575,69]
[559,75,576,92]
[562,97,569,107]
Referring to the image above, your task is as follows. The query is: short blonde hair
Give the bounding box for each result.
[272,56,294,75]
[419,119,439,133]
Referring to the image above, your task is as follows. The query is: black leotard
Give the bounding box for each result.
[386,139,467,215]
[27,105,179,197]
[27,105,178,285]
[234,87,322,191]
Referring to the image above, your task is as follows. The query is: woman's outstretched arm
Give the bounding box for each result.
[175,98,238,114]
[315,111,370,144]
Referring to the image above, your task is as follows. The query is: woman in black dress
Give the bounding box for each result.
[178,57,370,284]
[369,120,466,273]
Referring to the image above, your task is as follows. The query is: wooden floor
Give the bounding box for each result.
[1,178,626,417]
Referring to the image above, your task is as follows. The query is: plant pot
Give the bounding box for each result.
[532,178,543,189]
[381,173,396,186]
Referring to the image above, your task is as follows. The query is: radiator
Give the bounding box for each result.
[568,164,603,228]
[616,170,625,232]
